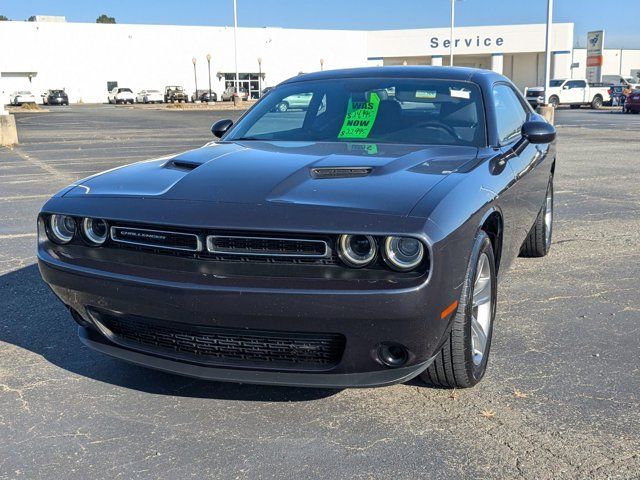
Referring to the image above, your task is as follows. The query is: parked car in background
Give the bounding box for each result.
[221,86,249,101]
[108,87,135,104]
[190,90,218,102]
[136,90,163,104]
[38,66,557,389]
[623,88,640,114]
[10,91,37,105]
[45,89,69,106]
[525,79,610,109]
[602,75,640,89]
[164,86,189,103]
[273,92,313,112]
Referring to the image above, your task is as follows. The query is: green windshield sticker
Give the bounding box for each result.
[338,92,380,139]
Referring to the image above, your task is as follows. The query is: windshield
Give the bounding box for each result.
[549,80,565,87]
[226,78,486,147]
[118,88,132,93]
[18,91,32,95]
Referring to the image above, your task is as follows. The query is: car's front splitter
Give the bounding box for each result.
[79,326,435,388]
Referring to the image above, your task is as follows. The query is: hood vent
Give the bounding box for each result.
[165,160,201,172]
[311,167,372,179]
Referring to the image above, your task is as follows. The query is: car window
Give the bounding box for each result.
[566,80,586,89]
[549,80,565,87]
[493,84,528,145]
[227,78,486,147]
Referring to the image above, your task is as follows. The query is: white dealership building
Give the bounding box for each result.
[1,19,639,103]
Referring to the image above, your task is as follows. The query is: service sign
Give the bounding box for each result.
[586,30,605,83]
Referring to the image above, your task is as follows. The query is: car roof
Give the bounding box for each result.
[282,66,506,88]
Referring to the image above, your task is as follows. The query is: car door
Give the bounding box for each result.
[564,80,586,103]
[492,83,551,252]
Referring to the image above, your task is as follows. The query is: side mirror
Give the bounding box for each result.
[522,121,556,144]
[562,84,570,90]
[211,119,233,138]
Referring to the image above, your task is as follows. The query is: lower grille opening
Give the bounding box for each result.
[90,309,346,372]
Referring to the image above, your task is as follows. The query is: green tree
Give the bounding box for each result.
[0,15,9,21]
[27,15,36,21]
[96,14,116,24]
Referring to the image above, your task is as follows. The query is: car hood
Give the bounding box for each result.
[64,141,479,217]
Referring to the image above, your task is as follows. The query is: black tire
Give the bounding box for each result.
[420,231,497,388]
[548,95,559,108]
[520,177,554,257]
[570,104,581,109]
[591,96,603,109]
[277,101,289,112]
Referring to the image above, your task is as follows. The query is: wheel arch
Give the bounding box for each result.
[479,208,504,274]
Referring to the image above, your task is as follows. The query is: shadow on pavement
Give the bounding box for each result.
[0,264,339,402]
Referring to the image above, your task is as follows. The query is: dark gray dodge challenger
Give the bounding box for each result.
[38,67,556,388]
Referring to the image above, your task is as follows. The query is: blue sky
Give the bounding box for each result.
[2,0,638,48]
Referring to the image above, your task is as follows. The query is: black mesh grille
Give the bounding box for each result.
[94,312,345,371]
[208,236,327,257]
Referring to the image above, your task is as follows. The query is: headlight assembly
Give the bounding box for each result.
[383,236,425,271]
[337,234,377,268]
[81,218,108,246]
[48,214,76,244]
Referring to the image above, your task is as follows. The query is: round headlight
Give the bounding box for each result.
[383,236,425,271]
[81,218,108,246]
[337,234,377,268]
[48,214,76,244]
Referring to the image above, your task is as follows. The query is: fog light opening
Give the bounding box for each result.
[377,342,409,368]
[69,308,92,328]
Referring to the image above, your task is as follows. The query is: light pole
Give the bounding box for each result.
[206,53,212,101]
[257,57,262,96]
[192,57,198,102]
[449,0,464,66]
[449,0,455,66]
[233,0,239,96]
[543,0,554,105]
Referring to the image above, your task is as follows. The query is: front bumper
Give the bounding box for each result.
[527,96,543,107]
[78,326,434,387]
[38,239,456,388]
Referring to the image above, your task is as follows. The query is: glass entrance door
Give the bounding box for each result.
[223,73,261,98]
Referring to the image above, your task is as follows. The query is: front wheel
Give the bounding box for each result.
[548,96,559,108]
[420,231,497,388]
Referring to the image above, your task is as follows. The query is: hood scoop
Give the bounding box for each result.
[165,159,201,172]
[310,166,372,179]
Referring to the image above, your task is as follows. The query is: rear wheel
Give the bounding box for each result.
[277,101,289,112]
[520,177,554,257]
[591,96,603,109]
[420,231,497,388]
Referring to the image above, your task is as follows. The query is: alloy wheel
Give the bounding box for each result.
[544,183,553,248]
[471,252,493,366]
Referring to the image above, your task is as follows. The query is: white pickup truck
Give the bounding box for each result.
[525,79,611,109]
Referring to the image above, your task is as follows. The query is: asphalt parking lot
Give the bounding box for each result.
[1,104,639,479]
